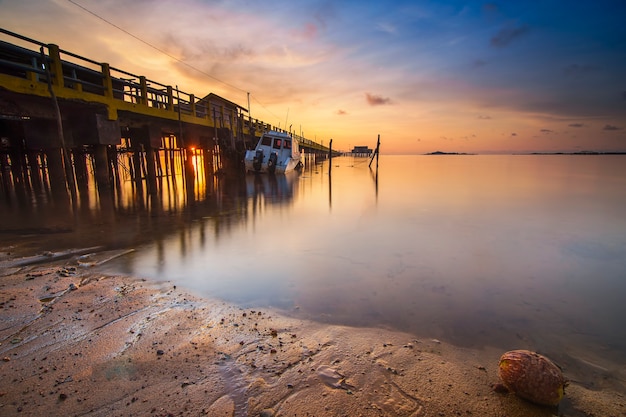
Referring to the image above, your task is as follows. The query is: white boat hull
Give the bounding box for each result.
[244,130,302,174]
[244,153,301,173]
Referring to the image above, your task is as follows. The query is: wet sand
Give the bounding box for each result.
[0,250,624,417]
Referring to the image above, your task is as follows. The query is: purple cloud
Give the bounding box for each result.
[365,93,392,106]
[491,24,530,48]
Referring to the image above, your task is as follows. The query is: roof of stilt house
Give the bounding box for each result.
[199,93,248,112]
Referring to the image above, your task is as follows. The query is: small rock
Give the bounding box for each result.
[498,349,566,406]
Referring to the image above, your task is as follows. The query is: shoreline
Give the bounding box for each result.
[0,251,624,416]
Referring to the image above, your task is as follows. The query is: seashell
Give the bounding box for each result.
[498,349,566,406]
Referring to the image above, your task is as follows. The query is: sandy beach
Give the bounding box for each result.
[0,249,624,417]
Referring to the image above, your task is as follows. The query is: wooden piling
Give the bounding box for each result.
[40,46,76,198]
[93,144,111,190]
[72,148,89,194]
[27,151,43,191]
[0,152,10,193]
[369,134,380,169]
[8,149,26,187]
[45,148,68,197]
[145,146,158,195]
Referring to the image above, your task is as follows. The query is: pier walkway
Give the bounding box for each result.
[0,28,328,152]
[0,28,332,197]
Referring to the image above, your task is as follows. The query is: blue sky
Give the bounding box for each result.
[1,0,625,153]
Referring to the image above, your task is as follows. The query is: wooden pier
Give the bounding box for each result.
[0,28,332,199]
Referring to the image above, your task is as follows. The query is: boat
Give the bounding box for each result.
[244,130,302,174]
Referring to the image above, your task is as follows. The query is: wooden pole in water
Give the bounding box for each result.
[328,138,333,160]
[40,46,76,198]
[369,134,380,168]
[328,138,333,176]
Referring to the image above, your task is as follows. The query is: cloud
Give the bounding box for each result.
[563,64,599,78]
[511,133,517,136]
[490,24,530,48]
[291,23,318,41]
[376,21,397,35]
[365,93,392,106]
[472,59,486,68]
[336,109,347,115]
[540,129,554,134]
[603,125,622,131]
[477,115,491,119]
[483,3,499,13]
[568,123,585,128]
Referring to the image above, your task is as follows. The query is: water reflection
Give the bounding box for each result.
[3,154,626,383]
[0,149,287,254]
[247,172,298,208]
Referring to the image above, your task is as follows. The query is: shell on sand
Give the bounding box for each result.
[498,349,566,406]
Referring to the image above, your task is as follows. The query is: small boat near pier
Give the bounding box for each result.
[245,130,302,174]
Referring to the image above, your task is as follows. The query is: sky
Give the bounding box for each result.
[1,0,625,154]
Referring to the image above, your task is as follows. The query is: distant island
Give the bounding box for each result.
[425,151,473,155]
[424,151,626,155]
[530,151,626,155]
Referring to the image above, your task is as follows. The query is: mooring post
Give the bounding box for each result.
[369,134,380,169]
[328,138,333,175]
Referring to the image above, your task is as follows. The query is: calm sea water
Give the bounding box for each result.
[3,154,626,376]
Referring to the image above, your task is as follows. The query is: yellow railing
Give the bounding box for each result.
[0,28,332,152]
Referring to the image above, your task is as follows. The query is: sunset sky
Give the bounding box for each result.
[1,0,625,154]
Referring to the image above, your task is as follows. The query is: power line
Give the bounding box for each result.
[251,95,281,123]
[67,0,245,94]
[67,0,291,128]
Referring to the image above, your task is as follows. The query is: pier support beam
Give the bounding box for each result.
[72,148,89,195]
[145,146,158,195]
[93,144,111,190]
[45,148,68,198]
[26,151,43,191]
